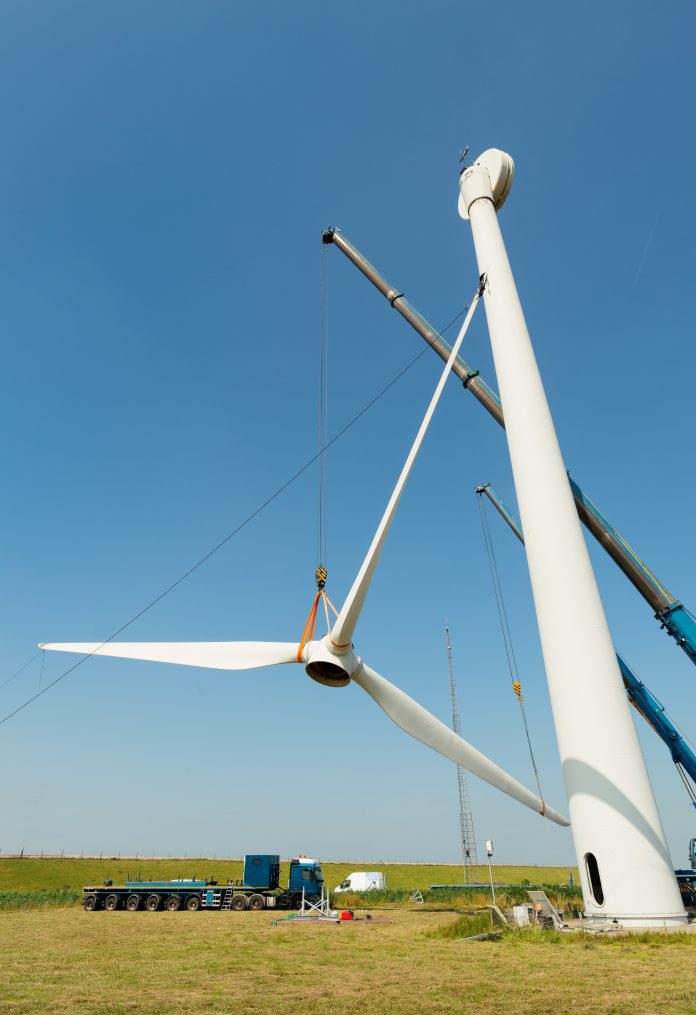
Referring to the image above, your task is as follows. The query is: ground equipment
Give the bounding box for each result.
[82,854,323,912]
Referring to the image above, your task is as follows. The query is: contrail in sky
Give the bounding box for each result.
[633,202,664,288]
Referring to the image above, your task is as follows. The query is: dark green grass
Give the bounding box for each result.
[427,912,494,938]
[0,888,81,911]
[499,926,696,947]
[428,916,696,946]
[335,883,583,914]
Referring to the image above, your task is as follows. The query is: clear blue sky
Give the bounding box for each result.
[1,1,695,868]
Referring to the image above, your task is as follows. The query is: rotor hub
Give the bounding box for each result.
[303,637,359,688]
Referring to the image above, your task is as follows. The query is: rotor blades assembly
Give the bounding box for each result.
[40,202,570,830]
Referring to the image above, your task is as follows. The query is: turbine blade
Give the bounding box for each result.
[330,292,482,650]
[39,641,300,671]
[353,662,569,827]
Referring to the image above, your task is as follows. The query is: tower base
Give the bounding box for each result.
[583,911,689,929]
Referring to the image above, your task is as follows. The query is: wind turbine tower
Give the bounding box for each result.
[458,148,686,926]
[445,623,478,878]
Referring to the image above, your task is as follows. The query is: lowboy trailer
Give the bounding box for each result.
[83,854,324,912]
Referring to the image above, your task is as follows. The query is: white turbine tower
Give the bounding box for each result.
[42,290,569,829]
[458,148,686,926]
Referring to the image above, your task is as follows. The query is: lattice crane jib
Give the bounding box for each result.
[445,624,478,875]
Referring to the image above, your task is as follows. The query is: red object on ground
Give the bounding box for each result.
[340,911,354,921]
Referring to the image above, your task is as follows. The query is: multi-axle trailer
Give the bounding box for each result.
[83,854,324,913]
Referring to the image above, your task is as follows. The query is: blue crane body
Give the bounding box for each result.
[674,839,696,908]
[476,482,696,904]
[83,855,324,913]
[476,481,696,795]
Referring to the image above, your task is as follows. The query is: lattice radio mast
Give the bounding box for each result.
[445,623,478,878]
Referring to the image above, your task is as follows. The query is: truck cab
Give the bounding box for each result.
[288,857,324,902]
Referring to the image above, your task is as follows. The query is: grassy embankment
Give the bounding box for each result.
[0,856,580,911]
[2,907,696,1014]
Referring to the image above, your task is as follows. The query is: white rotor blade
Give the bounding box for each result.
[330,291,482,650]
[353,662,569,826]
[39,641,300,671]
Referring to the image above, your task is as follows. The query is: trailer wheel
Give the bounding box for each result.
[165,895,181,912]
[145,894,161,912]
[185,895,201,912]
[83,894,98,912]
[248,894,265,912]
[231,894,247,911]
[126,895,140,912]
[104,894,119,912]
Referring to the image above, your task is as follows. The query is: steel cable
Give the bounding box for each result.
[477,494,544,800]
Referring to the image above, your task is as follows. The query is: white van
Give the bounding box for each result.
[334,872,386,893]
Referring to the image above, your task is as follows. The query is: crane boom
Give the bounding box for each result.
[323,226,696,665]
[476,481,696,799]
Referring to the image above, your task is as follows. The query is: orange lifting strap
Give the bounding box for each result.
[296,568,340,663]
[297,592,321,663]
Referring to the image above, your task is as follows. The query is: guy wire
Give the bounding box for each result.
[0,302,470,727]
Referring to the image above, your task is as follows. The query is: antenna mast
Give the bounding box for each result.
[445,623,478,879]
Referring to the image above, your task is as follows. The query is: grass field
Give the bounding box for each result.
[0,856,581,914]
[0,856,576,893]
[2,907,696,1014]
[4,858,693,1013]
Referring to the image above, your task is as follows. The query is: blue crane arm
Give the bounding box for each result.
[616,655,696,791]
[476,483,696,800]
[324,227,696,666]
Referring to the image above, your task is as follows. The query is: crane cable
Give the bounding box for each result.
[676,763,696,807]
[477,492,545,800]
[316,244,339,634]
[297,243,337,658]
[317,243,329,572]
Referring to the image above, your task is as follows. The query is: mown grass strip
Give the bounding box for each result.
[3,908,694,1014]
